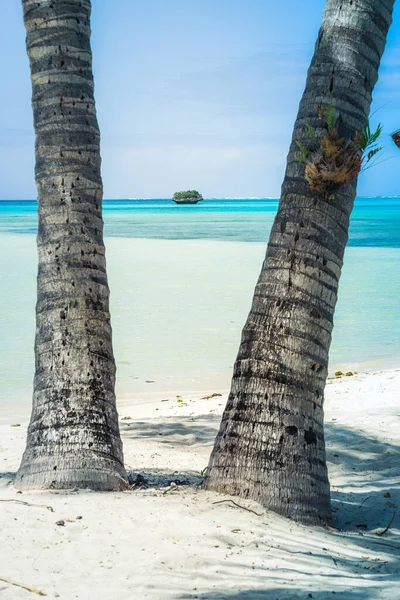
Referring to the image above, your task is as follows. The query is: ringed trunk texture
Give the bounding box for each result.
[204,0,394,524]
[16,0,128,490]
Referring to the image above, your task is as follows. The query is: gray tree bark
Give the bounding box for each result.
[204,0,394,524]
[15,0,128,490]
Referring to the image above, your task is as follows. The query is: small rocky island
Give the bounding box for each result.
[172,190,203,205]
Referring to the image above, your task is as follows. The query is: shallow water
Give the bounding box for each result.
[0,224,398,412]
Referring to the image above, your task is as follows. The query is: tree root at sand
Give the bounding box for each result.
[377,511,396,536]
[212,499,264,516]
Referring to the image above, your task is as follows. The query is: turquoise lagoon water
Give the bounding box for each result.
[0,198,399,413]
[1,197,400,246]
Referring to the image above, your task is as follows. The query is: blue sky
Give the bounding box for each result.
[0,0,399,199]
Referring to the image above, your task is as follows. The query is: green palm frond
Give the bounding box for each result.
[325,101,337,133]
[295,140,308,159]
[355,122,383,151]
[305,123,315,140]
[367,146,383,162]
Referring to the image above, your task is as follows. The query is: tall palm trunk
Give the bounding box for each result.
[15,0,128,490]
[204,0,394,524]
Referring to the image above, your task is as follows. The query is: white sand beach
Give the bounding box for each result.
[1,369,399,599]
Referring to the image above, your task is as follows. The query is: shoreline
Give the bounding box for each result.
[2,366,399,424]
[1,363,399,424]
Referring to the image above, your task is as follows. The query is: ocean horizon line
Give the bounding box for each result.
[1,196,400,202]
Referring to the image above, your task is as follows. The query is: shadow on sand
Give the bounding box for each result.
[127,468,203,489]
[175,588,387,599]
[0,471,15,487]
[119,413,219,447]
[2,418,399,598]
[325,422,400,532]
[121,415,399,531]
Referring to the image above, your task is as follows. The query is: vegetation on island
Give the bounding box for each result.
[172,190,203,201]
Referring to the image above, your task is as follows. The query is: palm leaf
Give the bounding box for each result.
[356,122,382,151]
[325,101,337,133]
[366,146,383,162]
[295,140,308,159]
[305,123,315,140]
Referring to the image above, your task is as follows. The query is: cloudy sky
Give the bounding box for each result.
[1,0,400,199]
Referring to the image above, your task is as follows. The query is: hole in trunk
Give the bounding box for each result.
[304,428,317,445]
[285,425,298,436]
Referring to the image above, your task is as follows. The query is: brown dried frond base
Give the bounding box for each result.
[305,130,361,199]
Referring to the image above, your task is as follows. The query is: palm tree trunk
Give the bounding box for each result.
[15,0,128,490]
[204,0,394,524]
